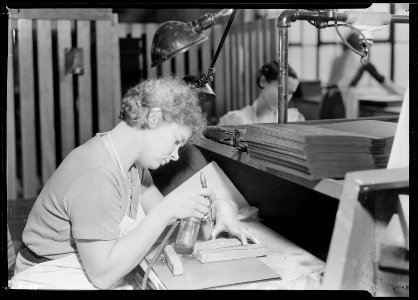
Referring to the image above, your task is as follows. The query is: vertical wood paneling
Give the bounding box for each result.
[17,19,38,198]
[77,20,93,144]
[269,18,277,62]
[174,52,186,77]
[256,19,264,72]
[96,20,115,132]
[145,23,158,79]
[161,60,172,77]
[263,18,271,62]
[243,22,251,107]
[7,20,17,199]
[117,23,130,38]
[57,20,75,159]
[111,14,122,123]
[131,23,144,83]
[188,43,200,77]
[230,27,238,110]
[223,32,232,112]
[201,28,213,118]
[249,22,259,103]
[236,27,245,109]
[213,25,225,119]
[37,19,56,183]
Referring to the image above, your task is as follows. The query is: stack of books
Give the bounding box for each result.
[245,120,397,180]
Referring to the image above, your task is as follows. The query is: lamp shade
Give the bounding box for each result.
[151,21,208,68]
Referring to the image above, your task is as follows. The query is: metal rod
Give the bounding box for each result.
[275,9,409,124]
[277,26,288,124]
[390,15,409,23]
[209,8,238,71]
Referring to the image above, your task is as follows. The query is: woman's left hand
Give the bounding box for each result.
[209,199,262,245]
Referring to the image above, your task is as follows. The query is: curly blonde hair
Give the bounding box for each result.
[119,76,207,133]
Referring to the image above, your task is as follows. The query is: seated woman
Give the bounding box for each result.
[10,76,259,290]
[218,61,305,125]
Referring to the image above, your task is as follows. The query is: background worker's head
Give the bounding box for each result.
[256,60,299,104]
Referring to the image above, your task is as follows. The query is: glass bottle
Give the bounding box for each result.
[175,217,201,254]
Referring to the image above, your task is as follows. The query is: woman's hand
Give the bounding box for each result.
[158,188,215,223]
[210,199,262,245]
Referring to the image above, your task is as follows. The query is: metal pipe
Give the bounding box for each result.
[390,15,409,23]
[277,25,289,124]
[275,9,408,124]
[277,10,350,124]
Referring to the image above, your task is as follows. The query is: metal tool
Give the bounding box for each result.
[200,172,213,227]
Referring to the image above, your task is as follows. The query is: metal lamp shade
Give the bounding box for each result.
[151,21,208,68]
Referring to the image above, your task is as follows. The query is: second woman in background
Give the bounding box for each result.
[218,60,305,125]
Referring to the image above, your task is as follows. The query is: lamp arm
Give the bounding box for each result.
[194,8,238,88]
[189,9,234,33]
[209,8,237,71]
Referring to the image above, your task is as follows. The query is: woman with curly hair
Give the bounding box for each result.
[218,60,304,125]
[10,76,258,290]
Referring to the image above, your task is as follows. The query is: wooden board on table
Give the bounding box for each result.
[193,238,242,255]
[196,243,268,263]
[145,242,280,290]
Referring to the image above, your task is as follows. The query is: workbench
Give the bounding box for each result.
[150,116,408,293]
[210,220,325,290]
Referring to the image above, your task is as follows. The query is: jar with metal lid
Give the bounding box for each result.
[175,217,201,254]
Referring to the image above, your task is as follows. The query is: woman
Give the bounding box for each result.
[10,76,258,290]
[218,61,305,125]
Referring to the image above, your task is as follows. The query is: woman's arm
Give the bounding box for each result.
[75,186,212,289]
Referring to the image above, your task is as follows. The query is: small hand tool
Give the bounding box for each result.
[200,172,213,228]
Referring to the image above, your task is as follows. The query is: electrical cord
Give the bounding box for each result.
[333,9,371,65]
[141,220,180,290]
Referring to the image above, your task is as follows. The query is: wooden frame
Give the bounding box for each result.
[322,167,409,294]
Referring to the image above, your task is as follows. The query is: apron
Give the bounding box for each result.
[10,133,148,290]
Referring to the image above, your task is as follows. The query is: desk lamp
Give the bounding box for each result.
[150,8,238,103]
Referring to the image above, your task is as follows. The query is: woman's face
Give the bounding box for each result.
[138,122,192,170]
[262,76,299,106]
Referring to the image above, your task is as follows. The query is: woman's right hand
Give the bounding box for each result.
[158,188,214,223]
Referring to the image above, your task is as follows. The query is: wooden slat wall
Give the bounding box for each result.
[112,14,122,126]
[17,18,38,198]
[213,25,225,118]
[7,20,17,199]
[7,13,277,200]
[37,19,56,183]
[7,10,121,200]
[145,23,158,79]
[57,20,75,159]
[77,20,93,145]
[96,19,116,132]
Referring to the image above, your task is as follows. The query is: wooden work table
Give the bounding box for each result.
[149,116,406,293]
[211,220,325,290]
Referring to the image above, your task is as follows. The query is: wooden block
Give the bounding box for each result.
[163,245,183,276]
[379,214,409,272]
[397,195,409,251]
[197,243,268,264]
[193,238,242,255]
